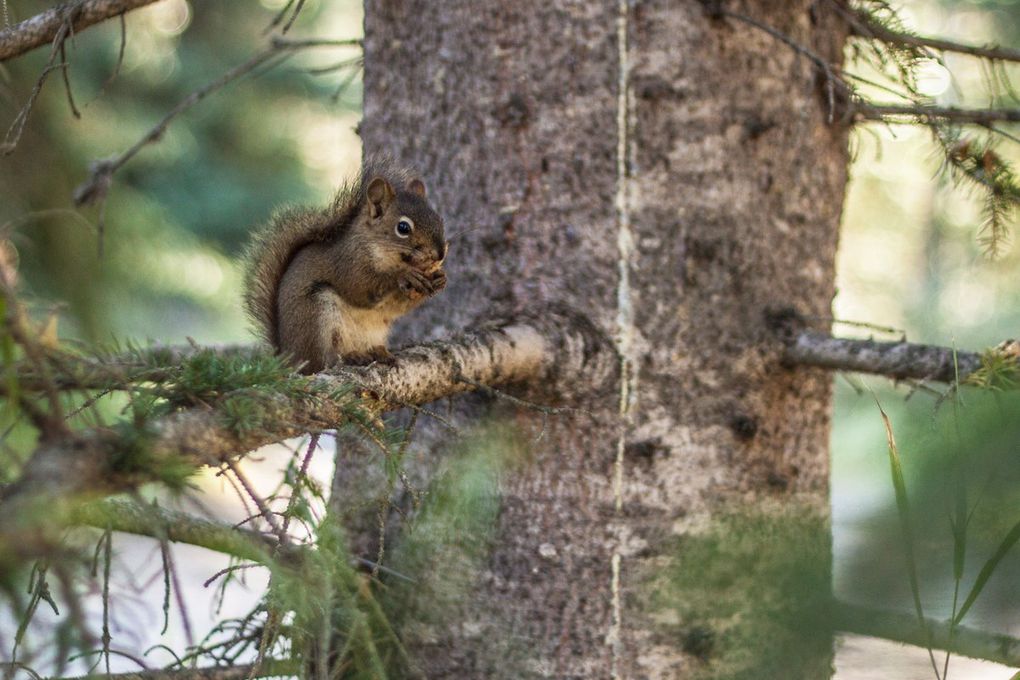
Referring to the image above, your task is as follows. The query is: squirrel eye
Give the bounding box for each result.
[395,218,413,238]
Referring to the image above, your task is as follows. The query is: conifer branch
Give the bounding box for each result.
[783,330,1019,386]
[850,11,1020,65]
[0,312,617,566]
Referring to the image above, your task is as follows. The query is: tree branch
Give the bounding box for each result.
[835,601,1020,668]
[0,312,617,565]
[0,0,161,63]
[56,660,299,680]
[5,344,256,395]
[73,498,411,580]
[855,103,1020,125]
[784,330,989,384]
[72,499,285,564]
[850,11,1020,65]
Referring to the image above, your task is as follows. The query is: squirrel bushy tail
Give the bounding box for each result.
[242,155,418,350]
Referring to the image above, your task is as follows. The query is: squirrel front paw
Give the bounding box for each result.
[399,265,444,299]
[428,268,447,293]
[395,267,432,295]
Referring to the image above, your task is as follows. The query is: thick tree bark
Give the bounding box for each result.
[363,1,849,678]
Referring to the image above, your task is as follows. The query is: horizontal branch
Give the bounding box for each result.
[72,499,284,564]
[59,660,298,680]
[855,103,1020,125]
[0,312,617,565]
[9,344,259,394]
[784,330,985,383]
[835,601,1020,668]
[0,0,161,62]
[73,498,413,582]
[851,12,1020,64]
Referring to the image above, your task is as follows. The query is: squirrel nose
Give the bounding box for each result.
[433,240,448,263]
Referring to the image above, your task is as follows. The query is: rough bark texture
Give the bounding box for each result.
[363,1,849,678]
[0,316,612,564]
[786,330,985,383]
[0,0,161,62]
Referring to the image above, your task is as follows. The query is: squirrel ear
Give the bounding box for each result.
[366,177,395,218]
[406,179,427,198]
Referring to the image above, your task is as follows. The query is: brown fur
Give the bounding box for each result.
[242,156,447,373]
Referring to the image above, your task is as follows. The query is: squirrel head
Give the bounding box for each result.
[358,176,447,273]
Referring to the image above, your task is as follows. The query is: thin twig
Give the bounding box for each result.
[279,433,318,538]
[716,9,843,123]
[72,35,362,210]
[225,460,286,539]
[850,9,1020,65]
[202,563,261,589]
[83,12,126,109]
[455,373,586,416]
[264,0,296,33]
[406,403,461,434]
[58,40,80,118]
[100,529,112,676]
[163,541,195,648]
[280,0,306,34]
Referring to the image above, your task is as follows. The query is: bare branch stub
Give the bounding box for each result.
[784,329,985,383]
[855,103,1020,125]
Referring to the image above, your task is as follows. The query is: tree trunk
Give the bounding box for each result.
[361,1,849,677]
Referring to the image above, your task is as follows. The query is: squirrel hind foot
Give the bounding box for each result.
[344,346,395,367]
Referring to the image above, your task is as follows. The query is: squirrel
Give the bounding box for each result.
[243,157,447,373]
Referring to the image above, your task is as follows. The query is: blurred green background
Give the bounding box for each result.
[0,0,1019,676]
[832,0,1020,656]
[0,0,364,345]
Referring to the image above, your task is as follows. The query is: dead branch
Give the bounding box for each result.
[784,330,990,383]
[0,312,617,564]
[0,0,160,63]
[855,103,1020,125]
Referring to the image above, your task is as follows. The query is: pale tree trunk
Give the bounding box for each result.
[360,1,849,677]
